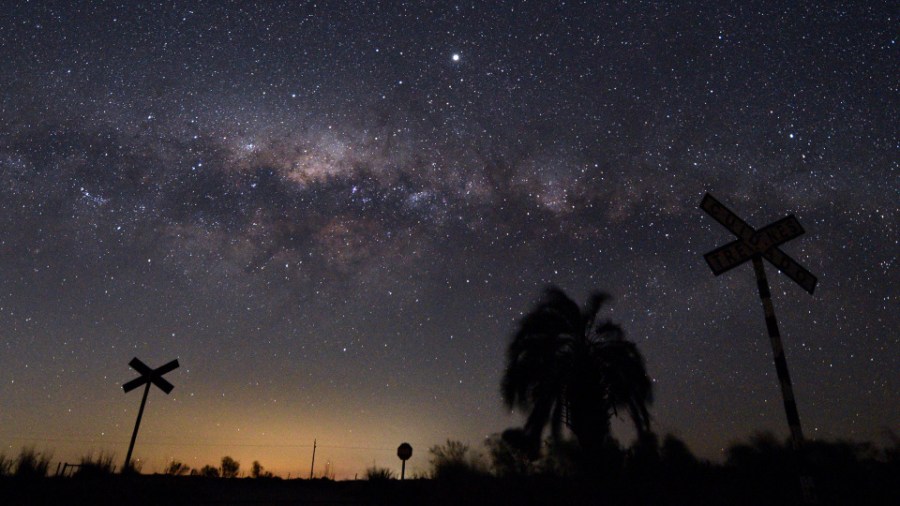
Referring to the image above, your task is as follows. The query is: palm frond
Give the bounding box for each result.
[540,286,582,332]
[581,291,611,333]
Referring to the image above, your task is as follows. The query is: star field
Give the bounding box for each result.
[0,2,896,477]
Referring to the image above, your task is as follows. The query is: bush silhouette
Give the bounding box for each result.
[14,447,52,479]
[429,439,488,479]
[726,431,791,473]
[164,460,191,476]
[197,464,220,477]
[540,436,583,477]
[121,458,143,475]
[74,452,116,478]
[661,434,699,469]
[221,456,240,478]
[486,432,536,477]
[0,453,13,476]
[365,466,395,481]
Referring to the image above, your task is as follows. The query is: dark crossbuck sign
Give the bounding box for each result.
[700,193,818,504]
[121,357,179,473]
[701,194,817,293]
[123,357,179,394]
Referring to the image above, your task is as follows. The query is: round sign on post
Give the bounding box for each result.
[397,443,412,480]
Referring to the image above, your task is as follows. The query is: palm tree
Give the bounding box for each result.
[501,286,653,464]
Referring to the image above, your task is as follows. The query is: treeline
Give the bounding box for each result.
[1,433,897,505]
[0,450,272,479]
[419,431,900,479]
[2,431,899,481]
[408,431,899,505]
[161,456,273,479]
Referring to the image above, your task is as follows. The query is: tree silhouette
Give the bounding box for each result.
[501,286,653,467]
[250,460,273,478]
[220,456,240,478]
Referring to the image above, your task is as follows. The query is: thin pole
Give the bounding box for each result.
[751,256,816,503]
[123,382,151,473]
[309,439,316,479]
[401,460,406,480]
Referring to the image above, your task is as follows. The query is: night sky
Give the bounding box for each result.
[1,2,896,478]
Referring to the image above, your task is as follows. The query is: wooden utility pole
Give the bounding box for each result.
[309,439,317,479]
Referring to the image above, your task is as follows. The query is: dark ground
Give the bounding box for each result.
[1,467,897,506]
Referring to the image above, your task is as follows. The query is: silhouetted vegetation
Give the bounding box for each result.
[0,434,895,505]
[0,283,894,503]
[163,459,190,476]
[196,464,219,478]
[485,432,536,477]
[428,439,489,480]
[73,452,116,478]
[364,466,394,481]
[502,286,653,475]
[250,460,273,478]
[220,456,240,478]
[485,432,583,477]
[0,454,13,477]
[121,458,143,475]
[13,447,52,479]
[884,429,900,464]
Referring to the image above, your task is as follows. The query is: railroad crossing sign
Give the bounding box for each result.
[121,357,179,472]
[700,193,817,503]
[700,193,817,293]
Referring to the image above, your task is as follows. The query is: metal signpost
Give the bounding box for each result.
[122,357,180,473]
[700,193,817,503]
[397,443,412,480]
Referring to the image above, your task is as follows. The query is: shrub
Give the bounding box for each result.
[365,466,395,481]
[164,460,191,476]
[0,453,13,476]
[74,452,116,478]
[198,464,219,477]
[661,434,699,469]
[726,431,791,472]
[486,433,536,477]
[121,458,144,475]
[14,447,52,479]
[428,439,489,479]
[625,431,661,475]
[220,456,240,478]
[884,429,900,464]
[539,437,582,477]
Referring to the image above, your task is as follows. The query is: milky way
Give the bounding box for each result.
[0,2,896,477]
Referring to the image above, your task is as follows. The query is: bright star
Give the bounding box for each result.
[451,53,460,62]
